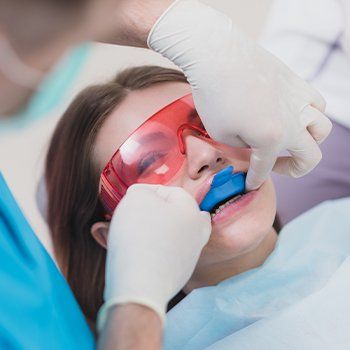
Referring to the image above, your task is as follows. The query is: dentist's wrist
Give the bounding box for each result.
[97,304,162,350]
[100,0,175,48]
[97,296,166,332]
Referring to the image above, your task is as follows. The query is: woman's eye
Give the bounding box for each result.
[137,151,167,175]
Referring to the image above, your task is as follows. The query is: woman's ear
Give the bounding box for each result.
[90,222,110,249]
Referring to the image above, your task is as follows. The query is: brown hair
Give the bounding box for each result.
[45,66,188,332]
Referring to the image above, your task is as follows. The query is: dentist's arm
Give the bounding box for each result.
[98,184,211,350]
[98,305,162,350]
[96,0,175,47]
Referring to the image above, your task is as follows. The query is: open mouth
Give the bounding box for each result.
[209,192,246,218]
[199,166,246,214]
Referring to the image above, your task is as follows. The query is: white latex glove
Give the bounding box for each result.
[148,0,332,190]
[98,184,211,330]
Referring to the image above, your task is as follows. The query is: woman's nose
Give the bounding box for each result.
[185,135,226,180]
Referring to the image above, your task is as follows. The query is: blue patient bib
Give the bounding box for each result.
[0,173,95,349]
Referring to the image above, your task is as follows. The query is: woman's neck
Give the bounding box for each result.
[184,228,278,293]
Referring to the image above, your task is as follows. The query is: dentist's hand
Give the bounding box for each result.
[98,184,211,329]
[148,0,332,190]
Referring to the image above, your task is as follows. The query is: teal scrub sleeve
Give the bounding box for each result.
[0,44,90,133]
[0,173,95,350]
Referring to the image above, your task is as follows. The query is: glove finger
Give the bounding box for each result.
[225,135,249,148]
[246,148,279,191]
[153,184,177,202]
[125,184,167,206]
[156,185,198,208]
[204,130,248,148]
[199,211,212,247]
[307,86,326,112]
[126,183,160,195]
[302,105,332,144]
[273,133,322,178]
[127,184,184,202]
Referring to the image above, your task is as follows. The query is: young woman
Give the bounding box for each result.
[45,66,350,349]
[45,65,280,332]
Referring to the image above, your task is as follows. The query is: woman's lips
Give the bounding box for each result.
[211,189,258,226]
[195,175,215,204]
[195,166,247,205]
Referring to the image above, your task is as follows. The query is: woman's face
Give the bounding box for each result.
[93,82,277,268]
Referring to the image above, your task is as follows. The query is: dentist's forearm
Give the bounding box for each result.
[98,304,162,350]
[99,0,175,47]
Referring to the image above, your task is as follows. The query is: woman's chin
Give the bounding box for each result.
[217,219,271,252]
[198,221,274,268]
[201,180,277,264]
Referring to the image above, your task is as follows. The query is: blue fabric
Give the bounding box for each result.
[0,173,95,349]
[164,198,350,350]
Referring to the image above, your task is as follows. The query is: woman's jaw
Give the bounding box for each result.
[184,226,277,293]
[185,173,277,284]
[173,158,276,248]
[188,164,278,291]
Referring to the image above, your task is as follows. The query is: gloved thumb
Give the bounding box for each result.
[126,183,173,201]
[154,185,199,207]
[246,148,278,191]
[199,211,212,247]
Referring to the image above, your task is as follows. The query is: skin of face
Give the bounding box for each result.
[92,82,277,287]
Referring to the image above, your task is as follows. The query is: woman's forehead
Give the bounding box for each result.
[94,82,191,171]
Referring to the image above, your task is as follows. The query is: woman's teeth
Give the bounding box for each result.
[210,194,242,218]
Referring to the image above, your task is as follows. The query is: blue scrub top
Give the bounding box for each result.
[0,173,95,349]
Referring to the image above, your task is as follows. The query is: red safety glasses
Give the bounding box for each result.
[99,93,212,216]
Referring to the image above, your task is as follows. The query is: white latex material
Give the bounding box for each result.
[98,184,211,330]
[148,0,332,190]
[164,198,350,350]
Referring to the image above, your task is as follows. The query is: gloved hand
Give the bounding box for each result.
[148,0,332,190]
[98,184,211,330]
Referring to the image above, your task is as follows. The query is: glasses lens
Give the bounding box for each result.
[100,94,207,213]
